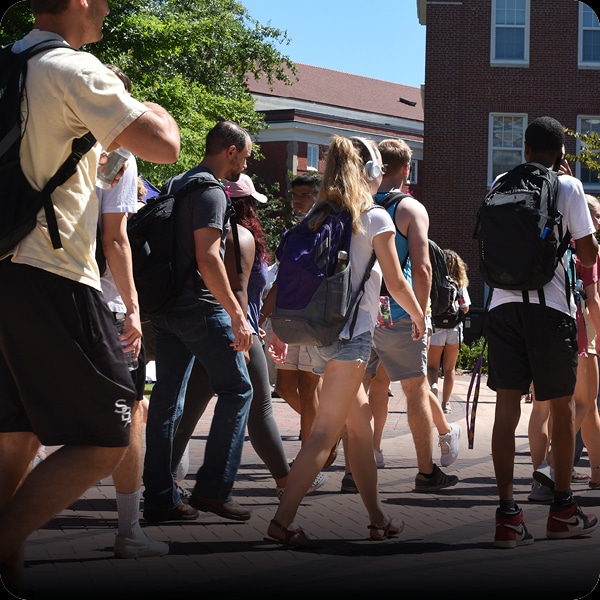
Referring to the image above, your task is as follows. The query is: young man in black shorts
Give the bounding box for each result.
[487,116,599,548]
[0,1,179,593]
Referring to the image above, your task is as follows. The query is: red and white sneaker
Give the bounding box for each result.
[494,507,534,549]
[546,503,599,539]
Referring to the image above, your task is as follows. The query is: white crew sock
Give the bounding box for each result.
[116,490,143,539]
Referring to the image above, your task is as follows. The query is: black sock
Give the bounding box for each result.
[552,490,574,508]
[499,499,517,513]
[419,464,439,478]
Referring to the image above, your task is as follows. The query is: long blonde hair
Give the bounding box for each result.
[444,249,469,289]
[308,136,374,234]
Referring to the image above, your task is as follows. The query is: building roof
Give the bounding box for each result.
[246,63,424,123]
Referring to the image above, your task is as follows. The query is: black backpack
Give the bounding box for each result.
[375,191,454,318]
[474,162,570,297]
[0,41,96,255]
[126,172,240,320]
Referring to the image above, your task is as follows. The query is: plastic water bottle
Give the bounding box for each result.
[115,313,138,371]
[334,250,348,274]
[97,147,132,190]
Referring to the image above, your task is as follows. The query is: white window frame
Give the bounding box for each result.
[488,113,527,185]
[579,2,600,69]
[307,143,319,171]
[490,0,530,66]
[575,116,600,191]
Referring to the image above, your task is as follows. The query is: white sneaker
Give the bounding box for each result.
[374,449,385,469]
[277,471,328,500]
[533,462,555,492]
[114,533,169,559]
[430,383,439,398]
[308,471,328,494]
[439,423,461,467]
[527,479,553,504]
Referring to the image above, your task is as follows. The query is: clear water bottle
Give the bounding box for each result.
[97,147,132,190]
[334,250,348,274]
[115,313,138,371]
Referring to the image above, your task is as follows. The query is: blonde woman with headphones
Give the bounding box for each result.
[265,136,424,548]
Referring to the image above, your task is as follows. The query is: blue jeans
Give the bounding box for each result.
[142,301,252,511]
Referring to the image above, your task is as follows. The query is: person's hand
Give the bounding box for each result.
[266,329,287,363]
[98,152,129,189]
[410,314,426,341]
[558,158,573,176]
[230,314,253,352]
[120,311,143,359]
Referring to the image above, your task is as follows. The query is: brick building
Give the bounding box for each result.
[245,63,424,201]
[419,0,600,309]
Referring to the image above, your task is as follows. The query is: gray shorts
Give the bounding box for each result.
[368,317,427,380]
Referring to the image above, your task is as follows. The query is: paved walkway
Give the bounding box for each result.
[17,374,600,599]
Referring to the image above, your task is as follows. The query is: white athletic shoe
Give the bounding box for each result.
[439,422,461,467]
[114,533,169,559]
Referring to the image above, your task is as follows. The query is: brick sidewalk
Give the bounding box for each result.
[16,374,600,599]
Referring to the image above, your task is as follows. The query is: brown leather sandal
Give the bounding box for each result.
[368,516,405,540]
[266,519,321,549]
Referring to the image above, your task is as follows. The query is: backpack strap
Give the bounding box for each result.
[346,251,377,339]
[42,131,96,249]
[14,42,96,249]
[375,191,411,269]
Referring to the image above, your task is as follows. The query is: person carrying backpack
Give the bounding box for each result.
[265,135,424,548]
[364,138,461,494]
[482,116,599,549]
[0,2,179,594]
[141,121,254,525]
[427,249,471,414]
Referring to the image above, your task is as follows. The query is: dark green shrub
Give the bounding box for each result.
[457,336,488,373]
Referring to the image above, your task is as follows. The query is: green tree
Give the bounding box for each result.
[1,0,297,187]
[565,128,600,179]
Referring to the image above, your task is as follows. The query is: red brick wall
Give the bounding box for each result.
[422,0,600,307]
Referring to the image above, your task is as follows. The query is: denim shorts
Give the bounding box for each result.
[307,331,373,376]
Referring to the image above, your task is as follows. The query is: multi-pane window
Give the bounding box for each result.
[488,114,526,183]
[580,3,600,66]
[576,116,600,189]
[491,0,529,65]
[307,143,319,171]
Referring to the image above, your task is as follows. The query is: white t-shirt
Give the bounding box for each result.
[97,157,139,312]
[4,30,148,290]
[340,205,396,339]
[489,173,595,317]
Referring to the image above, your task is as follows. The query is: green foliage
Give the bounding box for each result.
[456,336,488,373]
[565,128,600,180]
[1,0,297,187]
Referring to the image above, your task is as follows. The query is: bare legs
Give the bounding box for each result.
[0,432,125,592]
[273,358,393,531]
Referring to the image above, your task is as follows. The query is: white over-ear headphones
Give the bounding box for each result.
[350,136,381,180]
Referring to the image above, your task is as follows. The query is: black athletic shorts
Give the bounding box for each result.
[486,302,577,400]
[0,260,136,446]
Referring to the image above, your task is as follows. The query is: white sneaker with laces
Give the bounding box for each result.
[114,533,169,559]
[308,471,328,493]
[374,449,385,469]
[439,422,461,467]
[278,471,329,499]
[533,462,555,492]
